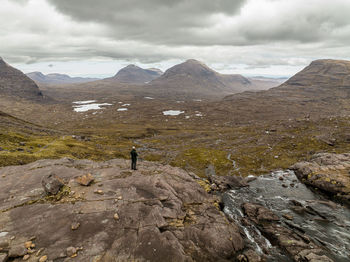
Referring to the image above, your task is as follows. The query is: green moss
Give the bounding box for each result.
[44,185,71,202]
[144,153,163,162]
[0,132,128,167]
[3,114,350,179]
[197,179,211,192]
[170,147,232,177]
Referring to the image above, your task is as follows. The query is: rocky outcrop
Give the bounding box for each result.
[207,174,248,192]
[41,173,65,195]
[0,158,244,261]
[242,203,334,262]
[204,164,249,192]
[291,153,350,204]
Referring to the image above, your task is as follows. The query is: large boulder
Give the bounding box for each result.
[0,253,7,262]
[291,153,350,204]
[0,158,244,261]
[206,164,248,192]
[41,173,65,195]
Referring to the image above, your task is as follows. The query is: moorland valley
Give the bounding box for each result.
[1,56,350,261]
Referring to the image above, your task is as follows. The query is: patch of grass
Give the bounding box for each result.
[170,147,232,177]
[0,132,129,167]
[3,112,350,180]
[197,179,211,192]
[144,153,163,162]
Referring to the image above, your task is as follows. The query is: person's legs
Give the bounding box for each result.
[132,160,137,170]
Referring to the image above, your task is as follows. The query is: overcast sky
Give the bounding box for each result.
[1,0,350,78]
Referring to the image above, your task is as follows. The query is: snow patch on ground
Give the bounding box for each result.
[73,100,96,104]
[73,101,112,112]
[163,110,184,116]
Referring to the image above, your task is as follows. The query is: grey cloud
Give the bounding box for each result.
[47,0,350,47]
[47,0,246,45]
[2,0,350,74]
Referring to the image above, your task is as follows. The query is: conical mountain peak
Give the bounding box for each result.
[111,64,162,83]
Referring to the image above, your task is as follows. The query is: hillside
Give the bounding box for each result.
[146,59,253,99]
[0,58,45,101]
[220,59,350,121]
[27,72,99,84]
[110,64,163,84]
[281,59,350,88]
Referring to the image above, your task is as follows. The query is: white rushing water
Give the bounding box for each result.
[117,108,128,111]
[162,110,184,116]
[222,170,350,261]
[0,232,8,237]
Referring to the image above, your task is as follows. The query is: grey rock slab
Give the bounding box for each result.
[0,158,244,261]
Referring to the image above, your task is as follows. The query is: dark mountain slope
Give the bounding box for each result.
[0,57,45,101]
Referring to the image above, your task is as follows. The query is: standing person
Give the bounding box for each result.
[130,146,138,170]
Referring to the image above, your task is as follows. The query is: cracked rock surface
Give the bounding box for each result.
[0,158,244,261]
[291,153,350,204]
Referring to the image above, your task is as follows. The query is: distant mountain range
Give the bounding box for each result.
[6,57,349,105]
[26,72,99,84]
[108,64,163,84]
[0,57,45,101]
[40,59,286,100]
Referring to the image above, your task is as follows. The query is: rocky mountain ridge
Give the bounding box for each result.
[219,59,350,121]
[281,59,350,88]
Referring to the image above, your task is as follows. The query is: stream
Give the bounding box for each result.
[222,170,350,261]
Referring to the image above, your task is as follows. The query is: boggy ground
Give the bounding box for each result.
[2,94,350,178]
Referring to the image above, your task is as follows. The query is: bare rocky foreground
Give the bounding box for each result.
[0,158,244,262]
[0,157,343,262]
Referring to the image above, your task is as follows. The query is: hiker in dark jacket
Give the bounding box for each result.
[130,146,138,170]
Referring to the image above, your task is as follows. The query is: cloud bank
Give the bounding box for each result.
[1,0,350,76]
